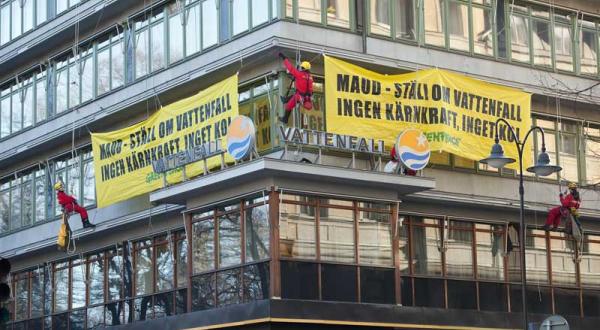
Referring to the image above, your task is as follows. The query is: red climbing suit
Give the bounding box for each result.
[545,192,581,228]
[282,58,313,112]
[57,190,89,220]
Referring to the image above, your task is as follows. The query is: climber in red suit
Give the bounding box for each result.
[278,52,313,124]
[54,181,95,229]
[544,182,581,231]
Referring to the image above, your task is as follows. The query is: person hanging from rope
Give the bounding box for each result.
[54,181,96,229]
[544,182,581,231]
[278,52,313,124]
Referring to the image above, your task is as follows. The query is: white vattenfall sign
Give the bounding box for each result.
[152,140,223,174]
[278,126,386,154]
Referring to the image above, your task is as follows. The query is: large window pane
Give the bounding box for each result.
[232,0,249,35]
[81,55,94,103]
[358,210,391,266]
[217,269,241,306]
[191,273,215,311]
[150,22,166,72]
[68,62,80,108]
[554,23,573,71]
[72,261,86,309]
[581,238,600,287]
[185,3,201,56]
[11,92,22,133]
[36,0,47,25]
[472,6,493,56]
[11,181,21,230]
[56,68,68,113]
[510,14,530,62]
[395,0,415,40]
[192,218,215,273]
[11,0,21,39]
[89,253,105,306]
[1,96,10,137]
[326,0,350,28]
[23,0,34,33]
[414,277,444,308]
[21,175,32,227]
[446,221,473,278]
[281,261,318,299]
[135,29,149,78]
[252,0,269,27]
[448,1,469,51]
[219,212,241,267]
[34,170,45,223]
[135,242,153,296]
[370,0,390,36]
[83,159,95,206]
[550,234,577,285]
[320,207,355,263]
[532,19,552,67]
[0,4,10,45]
[31,269,44,318]
[321,264,357,302]
[412,218,442,276]
[23,84,34,128]
[176,236,188,287]
[15,275,28,320]
[35,75,46,122]
[526,230,548,284]
[424,0,444,47]
[476,224,504,280]
[243,263,269,302]
[168,7,184,63]
[54,263,69,313]
[156,240,174,292]
[360,267,394,304]
[554,288,581,316]
[447,280,476,309]
[111,40,125,89]
[559,132,578,182]
[0,185,8,232]
[479,282,507,312]
[580,29,598,75]
[201,0,218,48]
[280,201,316,259]
[97,47,110,95]
[107,249,123,301]
[245,204,269,262]
[298,0,321,23]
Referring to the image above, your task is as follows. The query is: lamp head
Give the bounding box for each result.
[526,149,562,176]
[479,141,515,169]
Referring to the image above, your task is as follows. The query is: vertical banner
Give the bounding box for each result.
[92,75,239,208]
[324,56,532,169]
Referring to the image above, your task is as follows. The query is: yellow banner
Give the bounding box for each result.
[92,75,238,208]
[324,56,532,169]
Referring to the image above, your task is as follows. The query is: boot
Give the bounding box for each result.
[279,110,291,124]
[82,218,96,229]
[280,95,291,104]
[543,224,552,231]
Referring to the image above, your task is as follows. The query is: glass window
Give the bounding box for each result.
[554,23,573,71]
[476,224,504,280]
[55,67,68,113]
[447,280,476,309]
[245,204,270,262]
[81,54,94,103]
[232,0,249,35]
[35,74,46,123]
[176,234,188,287]
[150,21,166,72]
[252,0,269,27]
[0,184,9,232]
[559,132,578,182]
[326,0,350,28]
[360,267,394,304]
[550,233,577,286]
[581,237,600,287]
[156,239,174,292]
[192,218,215,273]
[54,263,69,313]
[243,263,269,302]
[320,207,355,263]
[21,175,33,227]
[217,269,241,306]
[582,290,600,317]
[97,47,111,95]
[414,277,444,308]
[580,28,598,75]
[585,135,600,185]
[219,211,241,267]
[479,282,507,312]
[321,264,357,302]
[87,306,105,328]
[34,169,45,223]
[424,0,444,47]
[168,6,184,64]
[472,5,493,56]
[202,0,218,48]
[12,91,22,133]
[11,180,21,230]
[191,273,215,311]
[280,261,318,299]
[298,0,321,23]
[554,287,581,316]
[525,230,548,284]
[135,28,149,78]
[67,157,80,200]
[358,210,391,266]
[56,0,68,14]
[185,3,201,56]
[1,96,10,137]
[527,285,552,314]
[30,269,44,318]
[394,0,414,40]
[135,241,154,296]
[83,157,95,206]
[36,0,47,25]
[72,260,86,308]
[510,13,530,62]
[532,19,552,67]
[448,1,469,51]
[280,201,316,259]
[107,249,123,301]
[12,0,21,39]
[370,0,390,36]
[1,4,10,45]
[446,221,473,278]
[111,38,125,89]
[89,253,105,306]
[412,218,443,276]
[68,61,80,108]
[23,84,34,128]
[15,274,28,320]
[23,0,33,34]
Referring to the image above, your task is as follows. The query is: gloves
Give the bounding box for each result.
[559,193,564,197]
[278,52,286,60]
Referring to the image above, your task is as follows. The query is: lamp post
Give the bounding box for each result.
[479,118,562,330]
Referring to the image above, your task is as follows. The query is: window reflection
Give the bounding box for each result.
[280,201,316,259]
[525,230,548,284]
[219,212,241,267]
[359,210,392,266]
[412,218,442,276]
[202,0,218,48]
[472,6,493,56]
[446,221,473,278]
[298,0,321,23]
[554,22,573,71]
[245,204,270,262]
[217,269,241,306]
[424,0,444,47]
[476,224,504,280]
[581,238,600,286]
[156,238,174,292]
[532,19,552,67]
[580,28,598,75]
[53,263,69,313]
[89,253,105,306]
[243,263,269,302]
[448,1,469,52]
[326,0,350,28]
[135,241,154,296]
[191,273,215,311]
[232,0,249,35]
[549,233,577,285]
[320,208,355,263]
[192,218,215,273]
[370,0,391,36]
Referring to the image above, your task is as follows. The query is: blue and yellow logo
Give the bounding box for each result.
[395,129,431,171]
[227,116,256,161]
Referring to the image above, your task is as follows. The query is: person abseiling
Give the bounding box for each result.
[278,52,313,124]
[544,182,581,231]
[54,181,96,229]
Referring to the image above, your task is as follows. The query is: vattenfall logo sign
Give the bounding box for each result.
[152,116,256,173]
[396,128,431,171]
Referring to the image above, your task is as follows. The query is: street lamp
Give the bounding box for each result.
[480,118,562,330]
